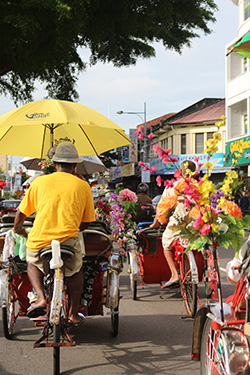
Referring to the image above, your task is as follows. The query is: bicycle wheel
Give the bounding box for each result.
[130,273,137,301]
[53,323,60,375]
[200,318,250,375]
[111,293,119,337]
[180,252,197,317]
[2,276,18,339]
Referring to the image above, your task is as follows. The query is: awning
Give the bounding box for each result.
[154,167,232,176]
[227,30,250,58]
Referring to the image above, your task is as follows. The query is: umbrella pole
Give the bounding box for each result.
[51,127,54,147]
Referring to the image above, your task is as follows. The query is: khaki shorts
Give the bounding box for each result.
[26,237,83,277]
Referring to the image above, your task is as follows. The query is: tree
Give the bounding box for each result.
[0,0,217,104]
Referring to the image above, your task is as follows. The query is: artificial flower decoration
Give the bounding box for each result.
[138,133,144,140]
[0,179,6,190]
[156,196,178,224]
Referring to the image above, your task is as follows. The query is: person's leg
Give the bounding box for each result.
[68,270,83,324]
[27,263,46,307]
[164,249,179,282]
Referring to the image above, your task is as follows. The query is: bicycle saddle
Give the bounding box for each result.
[40,244,75,261]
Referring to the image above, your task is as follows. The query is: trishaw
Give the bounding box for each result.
[128,222,205,317]
[0,218,120,375]
[192,243,250,374]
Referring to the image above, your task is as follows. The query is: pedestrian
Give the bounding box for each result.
[13,142,96,326]
[134,183,154,223]
[239,191,250,216]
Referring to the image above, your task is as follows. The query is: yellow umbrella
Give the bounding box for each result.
[0,99,131,157]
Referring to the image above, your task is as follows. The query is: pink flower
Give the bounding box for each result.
[198,162,203,167]
[164,179,174,188]
[138,161,144,166]
[200,224,211,236]
[143,165,148,171]
[195,171,199,175]
[174,170,182,179]
[162,156,169,164]
[194,157,199,162]
[134,128,142,134]
[159,149,165,159]
[138,133,144,140]
[193,214,204,229]
[170,156,178,163]
[118,189,138,203]
[153,144,159,154]
[148,134,154,140]
[156,176,162,187]
[150,167,157,172]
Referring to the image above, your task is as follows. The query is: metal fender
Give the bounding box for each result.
[186,250,199,284]
[191,306,210,361]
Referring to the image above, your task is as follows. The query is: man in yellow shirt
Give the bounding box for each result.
[13,142,96,325]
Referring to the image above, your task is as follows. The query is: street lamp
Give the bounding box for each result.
[117,102,147,163]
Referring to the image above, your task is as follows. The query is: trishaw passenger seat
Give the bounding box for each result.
[137,228,165,255]
[83,229,112,257]
[40,245,75,261]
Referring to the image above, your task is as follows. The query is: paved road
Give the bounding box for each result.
[0,244,238,375]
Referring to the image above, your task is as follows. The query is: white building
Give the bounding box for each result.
[225,0,250,188]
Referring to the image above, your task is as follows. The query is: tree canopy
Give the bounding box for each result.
[0,0,217,104]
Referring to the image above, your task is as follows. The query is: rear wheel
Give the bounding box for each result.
[53,323,60,375]
[180,252,197,317]
[2,276,18,339]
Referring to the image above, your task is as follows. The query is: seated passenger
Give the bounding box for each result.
[150,160,196,288]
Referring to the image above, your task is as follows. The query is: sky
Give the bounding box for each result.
[0,0,239,169]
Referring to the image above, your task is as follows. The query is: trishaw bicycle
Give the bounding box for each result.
[128,223,204,318]
[192,243,250,374]
[0,220,121,375]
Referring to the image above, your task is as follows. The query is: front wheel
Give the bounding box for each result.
[111,306,119,337]
[200,318,250,375]
[130,273,137,301]
[180,252,197,317]
[2,274,18,339]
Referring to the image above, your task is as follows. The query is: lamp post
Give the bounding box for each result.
[117,102,147,163]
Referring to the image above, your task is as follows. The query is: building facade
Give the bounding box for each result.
[225,0,250,188]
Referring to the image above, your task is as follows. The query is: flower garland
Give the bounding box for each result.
[95,188,138,257]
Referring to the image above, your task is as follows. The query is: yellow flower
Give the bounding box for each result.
[226,170,238,179]
[211,223,219,233]
[213,133,222,141]
[204,162,214,171]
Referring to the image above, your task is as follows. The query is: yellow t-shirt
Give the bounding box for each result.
[19,172,96,252]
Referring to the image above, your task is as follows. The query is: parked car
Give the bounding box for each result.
[152,195,162,210]
[0,199,21,217]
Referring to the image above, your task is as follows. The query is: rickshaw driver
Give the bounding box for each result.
[13,142,96,325]
[150,160,196,288]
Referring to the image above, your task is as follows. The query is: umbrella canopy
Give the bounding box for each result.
[228,30,250,58]
[0,99,131,158]
[20,155,106,175]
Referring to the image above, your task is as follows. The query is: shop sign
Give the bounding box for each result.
[141,169,150,183]
[225,135,250,166]
[122,145,130,163]
[121,163,134,177]
[129,129,138,162]
[110,166,122,181]
[151,153,223,171]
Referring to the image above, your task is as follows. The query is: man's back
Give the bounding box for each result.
[19,172,95,251]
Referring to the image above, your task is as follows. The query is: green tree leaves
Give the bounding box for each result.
[0,0,217,103]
